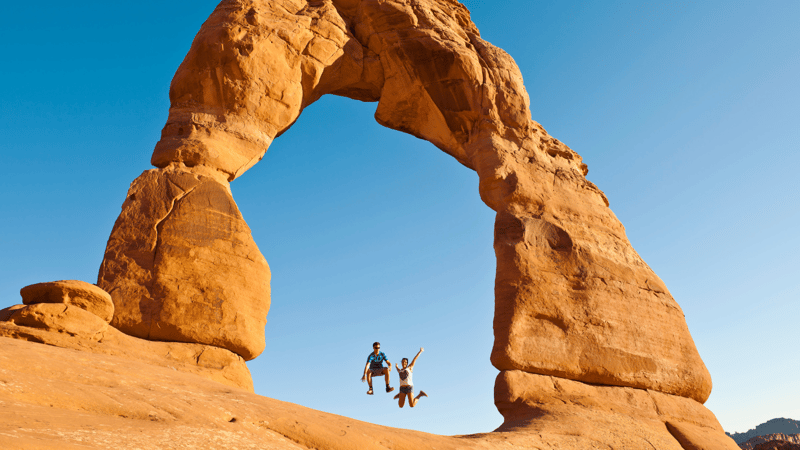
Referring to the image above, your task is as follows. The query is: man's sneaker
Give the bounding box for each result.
[386,386,395,393]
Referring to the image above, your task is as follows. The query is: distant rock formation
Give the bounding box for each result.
[742,435,800,450]
[729,419,800,444]
[752,440,800,450]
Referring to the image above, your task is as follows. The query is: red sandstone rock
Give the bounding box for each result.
[494,369,738,450]
[98,166,270,360]
[0,313,251,391]
[20,280,114,323]
[0,338,719,449]
[0,304,25,322]
[137,0,712,402]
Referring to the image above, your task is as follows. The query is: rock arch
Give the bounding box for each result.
[99,0,713,427]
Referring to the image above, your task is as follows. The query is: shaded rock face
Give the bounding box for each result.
[98,166,270,360]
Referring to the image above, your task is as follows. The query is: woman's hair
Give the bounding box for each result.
[402,357,409,364]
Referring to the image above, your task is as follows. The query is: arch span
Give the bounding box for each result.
[100,0,711,412]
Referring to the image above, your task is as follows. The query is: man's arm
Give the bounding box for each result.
[408,347,424,369]
[361,361,370,381]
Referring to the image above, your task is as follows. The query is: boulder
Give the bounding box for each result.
[20,280,114,323]
[98,165,270,361]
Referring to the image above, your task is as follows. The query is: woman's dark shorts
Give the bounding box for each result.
[400,385,414,394]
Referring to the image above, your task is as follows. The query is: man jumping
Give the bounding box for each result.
[361,341,394,395]
[393,347,427,408]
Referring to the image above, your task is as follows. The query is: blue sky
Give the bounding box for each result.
[1,0,798,436]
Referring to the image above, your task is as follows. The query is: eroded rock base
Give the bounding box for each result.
[495,370,739,449]
[0,307,252,391]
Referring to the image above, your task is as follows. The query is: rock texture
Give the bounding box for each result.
[0,338,732,449]
[20,280,114,323]
[98,165,270,360]
[495,370,739,450]
[0,307,251,391]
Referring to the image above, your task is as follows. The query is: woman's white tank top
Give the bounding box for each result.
[399,367,413,386]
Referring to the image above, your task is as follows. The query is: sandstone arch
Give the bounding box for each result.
[98,0,718,435]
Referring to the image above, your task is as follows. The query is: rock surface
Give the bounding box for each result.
[20,280,114,323]
[0,338,730,450]
[0,309,251,391]
[98,165,270,361]
[129,0,712,401]
[495,369,738,450]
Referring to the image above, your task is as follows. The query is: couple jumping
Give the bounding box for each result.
[361,342,428,408]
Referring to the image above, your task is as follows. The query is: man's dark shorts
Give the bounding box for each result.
[369,368,386,377]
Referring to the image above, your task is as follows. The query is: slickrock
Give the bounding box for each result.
[0,313,251,391]
[134,0,712,401]
[20,280,114,323]
[98,165,270,361]
[0,338,728,450]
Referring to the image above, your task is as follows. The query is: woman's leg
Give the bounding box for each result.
[409,390,427,407]
[398,392,406,408]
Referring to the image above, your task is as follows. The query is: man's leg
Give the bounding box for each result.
[383,368,394,392]
[366,371,373,394]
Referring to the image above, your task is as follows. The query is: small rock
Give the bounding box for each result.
[20,280,114,323]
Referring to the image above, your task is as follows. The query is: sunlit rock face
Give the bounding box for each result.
[95,0,733,447]
[98,166,270,361]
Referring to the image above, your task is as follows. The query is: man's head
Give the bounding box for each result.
[373,342,380,354]
[402,357,409,368]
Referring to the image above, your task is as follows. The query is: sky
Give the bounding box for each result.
[1,0,798,437]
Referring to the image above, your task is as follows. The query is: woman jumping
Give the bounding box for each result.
[393,347,428,408]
